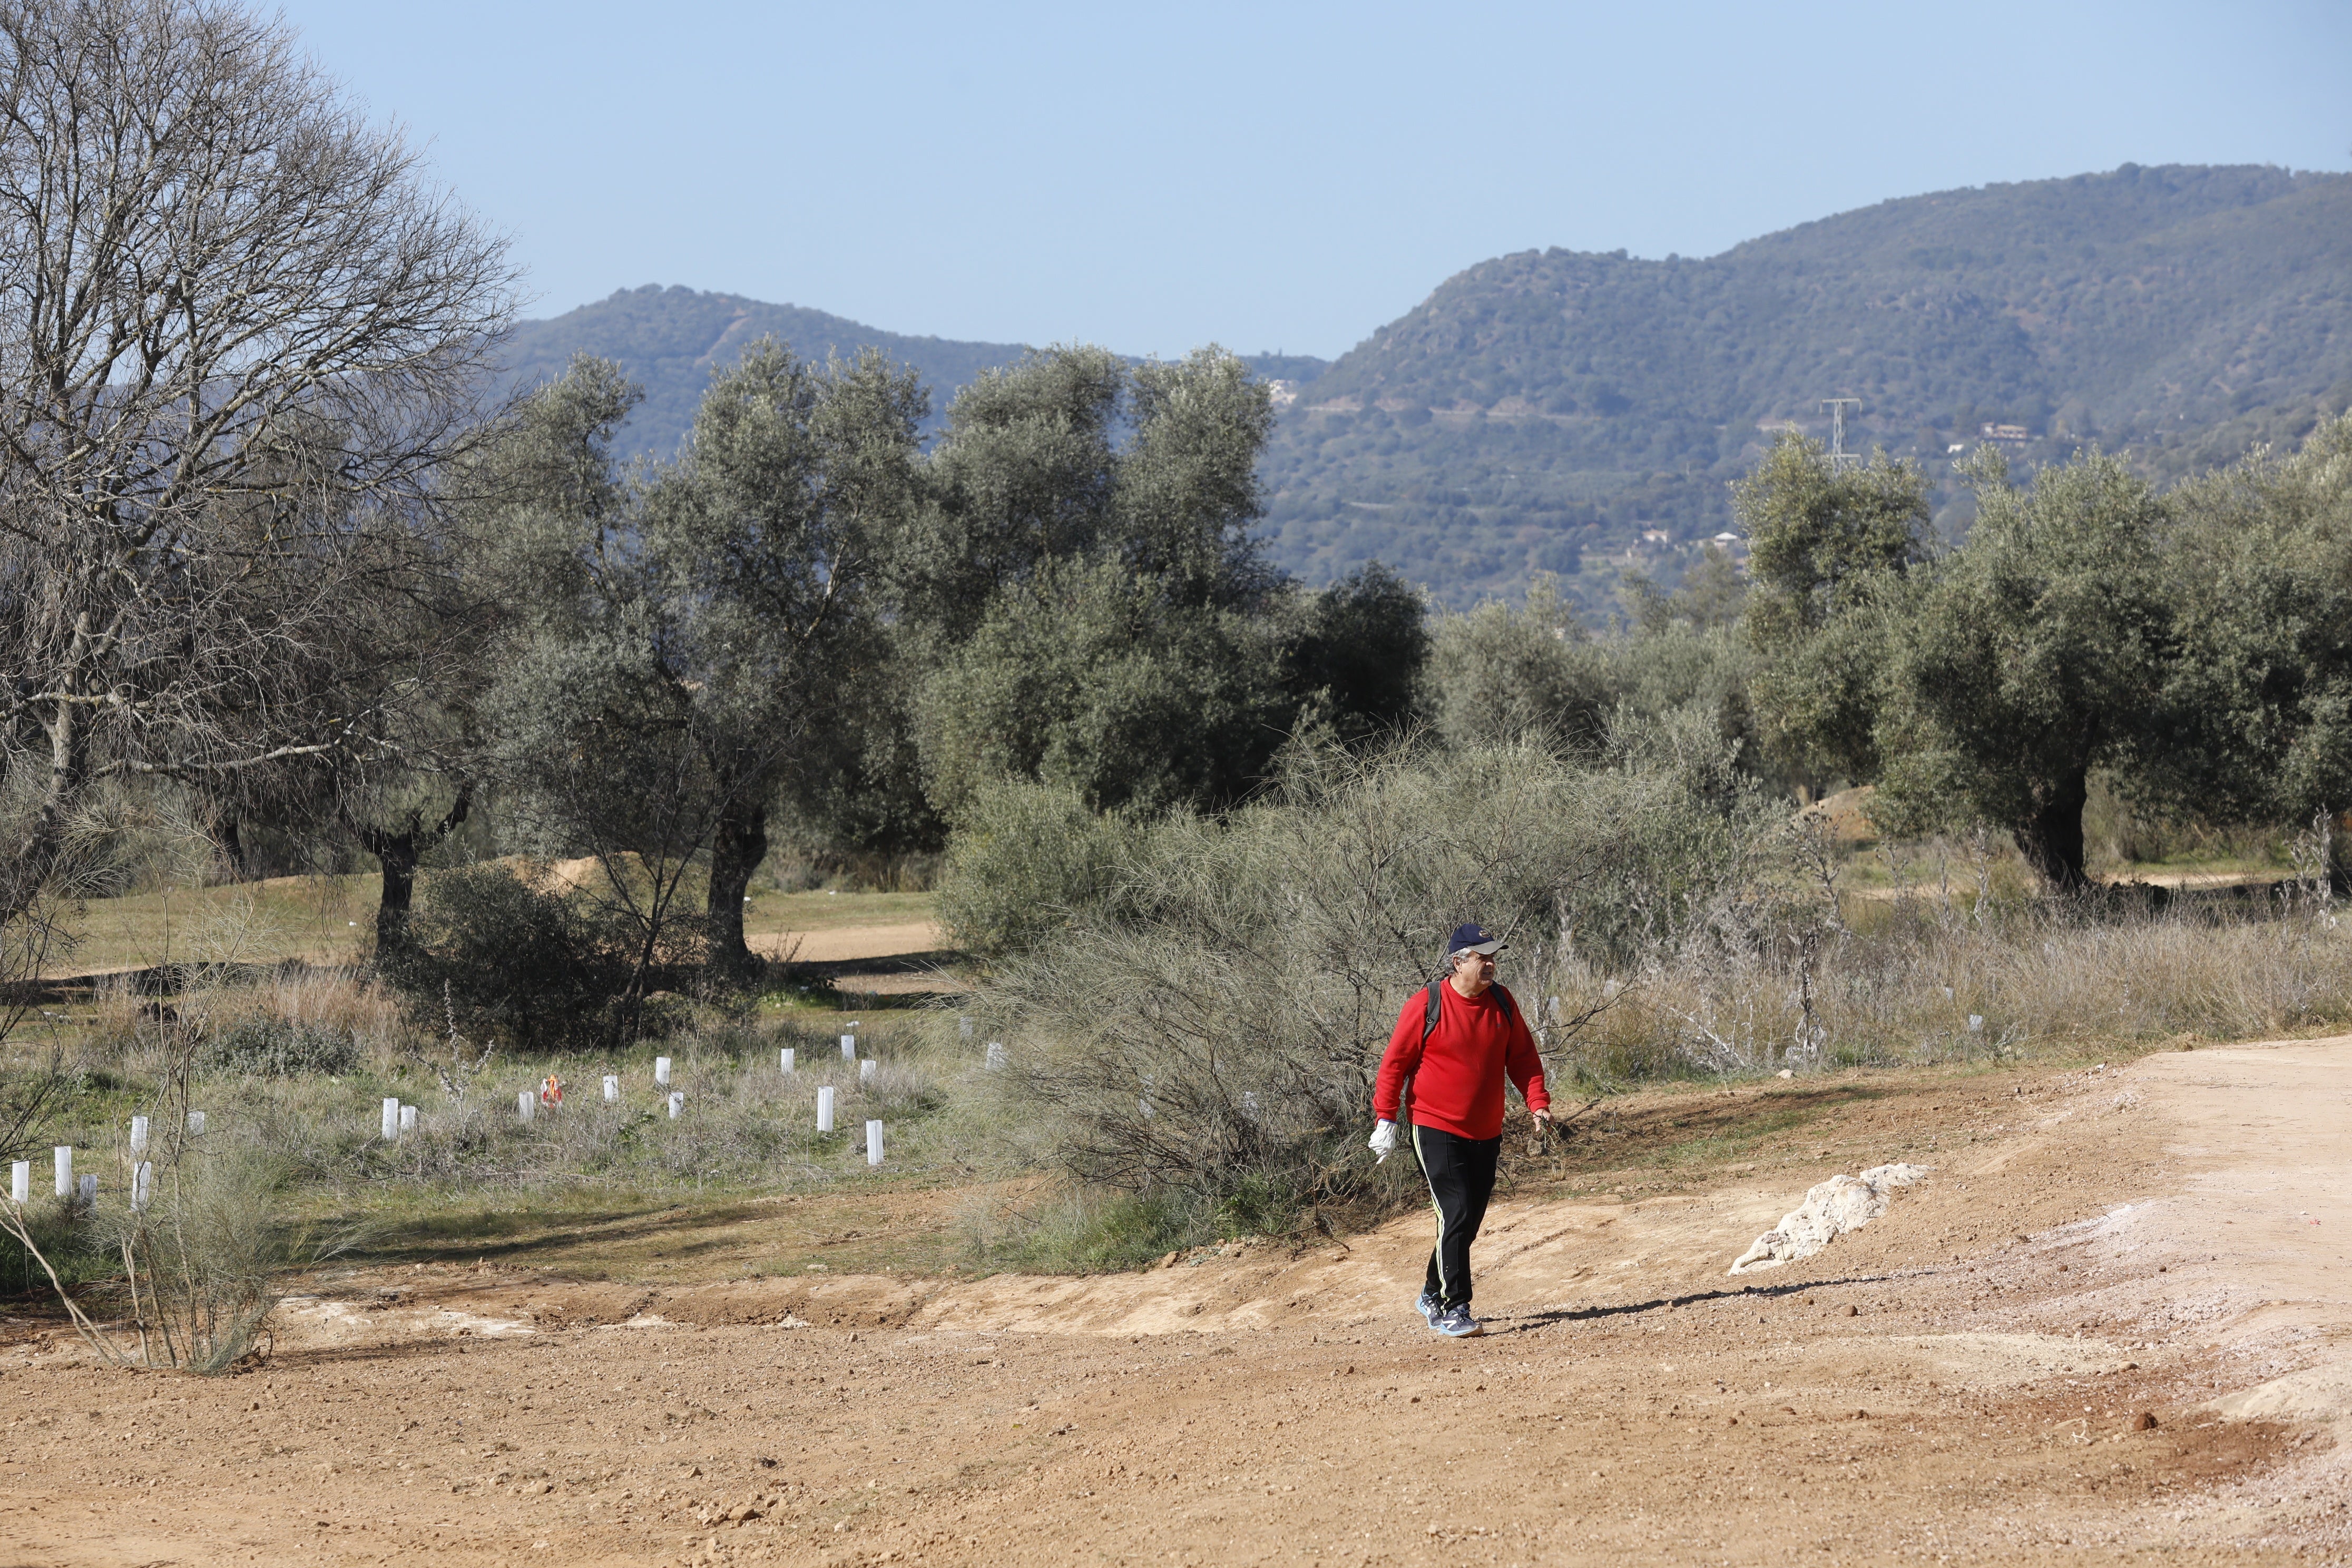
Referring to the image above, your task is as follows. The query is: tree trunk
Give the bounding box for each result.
[2,685,90,932]
[706,792,769,977]
[209,810,251,884]
[364,823,422,954]
[352,787,471,955]
[2012,766,2091,893]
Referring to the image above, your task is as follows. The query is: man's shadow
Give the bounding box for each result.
[1488,1273,1900,1335]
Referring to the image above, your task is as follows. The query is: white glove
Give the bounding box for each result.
[1368,1119,1398,1162]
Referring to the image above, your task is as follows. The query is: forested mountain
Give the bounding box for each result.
[503,286,1328,463]
[1266,163,2351,607]
[499,164,2351,610]
[497,286,1039,457]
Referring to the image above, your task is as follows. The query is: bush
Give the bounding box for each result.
[378,863,634,1050]
[1426,575,1620,751]
[204,1016,361,1077]
[962,1188,1203,1274]
[956,733,1780,1226]
[107,1144,299,1373]
[934,781,1158,958]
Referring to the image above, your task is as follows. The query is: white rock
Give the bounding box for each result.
[1728,1163,1933,1274]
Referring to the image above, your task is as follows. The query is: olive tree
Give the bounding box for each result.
[899,346,1297,819]
[487,347,923,979]
[1426,575,1616,752]
[2153,411,2352,832]
[1870,452,2171,890]
[1740,433,2180,891]
[0,0,515,938]
[644,342,924,965]
[1736,434,1932,789]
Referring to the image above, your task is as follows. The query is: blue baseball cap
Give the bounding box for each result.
[1446,923,1503,958]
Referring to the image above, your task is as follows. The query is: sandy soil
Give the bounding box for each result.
[747,922,947,966]
[3,1040,2348,1566]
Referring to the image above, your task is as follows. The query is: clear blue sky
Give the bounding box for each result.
[283,0,2350,360]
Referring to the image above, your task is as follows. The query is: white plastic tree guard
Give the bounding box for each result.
[186,1111,207,1135]
[865,1120,884,1167]
[399,1105,418,1133]
[985,1042,1006,1071]
[780,1048,795,1075]
[654,1056,672,1087]
[517,1090,535,1122]
[958,1015,973,1038]
[129,1116,149,1155]
[52,1146,71,1198]
[667,1091,683,1119]
[602,1074,620,1102]
[839,1034,855,1061]
[859,1058,877,1082]
[131,1162,152,1211]
[77,1174,95,1205]
[381,1097,401,1139]
[9,1161,27,1203]
[817,1085,836,1133]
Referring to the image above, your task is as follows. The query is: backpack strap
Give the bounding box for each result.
[1421,979,1514,1044]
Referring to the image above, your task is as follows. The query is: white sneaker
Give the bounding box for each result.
[1432,1304,1484,1338]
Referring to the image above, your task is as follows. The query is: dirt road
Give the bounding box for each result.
[2,1038,2347,1566]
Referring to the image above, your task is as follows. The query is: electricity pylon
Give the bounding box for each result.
[1821,398,1861,471]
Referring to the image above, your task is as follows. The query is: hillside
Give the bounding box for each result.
[497,286,1038,457]
[497,165,2351,611]
[499,286,1329,461]
[1265,163,2352,607]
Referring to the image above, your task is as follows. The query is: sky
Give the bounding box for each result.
[281,0,2351,361]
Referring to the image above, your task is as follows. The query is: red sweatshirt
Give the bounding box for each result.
[1372,981,1551,1141]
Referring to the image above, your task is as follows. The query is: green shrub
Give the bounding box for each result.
[378,863,633,1049]
[965,1188,1203,1274]
[0,1194,113,1295]
[934,780,1157,958]
[957,734,1777,1229]
[204,1017,361,1077]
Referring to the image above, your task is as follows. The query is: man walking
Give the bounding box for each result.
[1369,922,1552,1338]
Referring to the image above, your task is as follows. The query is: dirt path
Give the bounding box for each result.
[2,1041,2347,1566]
[747,922,946,965]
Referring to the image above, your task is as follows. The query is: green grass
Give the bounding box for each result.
[743,888,937,934]
[41,875,940,981]
[48,875,377,977]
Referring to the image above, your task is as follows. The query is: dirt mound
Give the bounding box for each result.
[1796,783,1878,844]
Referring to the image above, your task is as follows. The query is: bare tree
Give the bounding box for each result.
[0,0,517,937]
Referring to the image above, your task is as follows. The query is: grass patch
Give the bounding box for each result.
[743,889,938,938]
[49,876,376,977]
[42,878,940,982]
[962,1189,1206,1276]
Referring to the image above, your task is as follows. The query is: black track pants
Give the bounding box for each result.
[1413,1123,1502,1309]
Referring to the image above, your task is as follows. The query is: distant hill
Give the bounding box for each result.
[497,286,1034,458]
[1263,164,2352,608]
[498,165,2351,612]
[498,285,1327,462]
